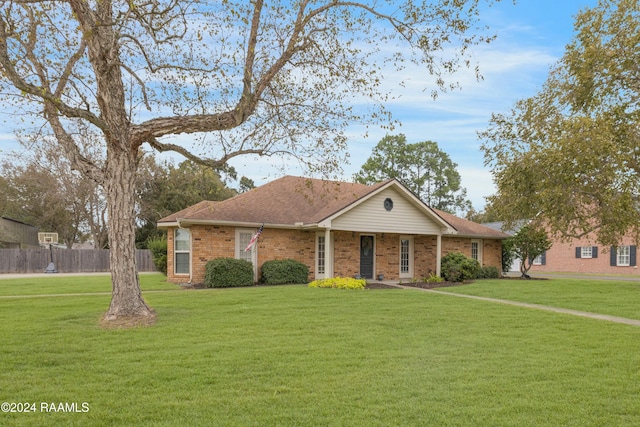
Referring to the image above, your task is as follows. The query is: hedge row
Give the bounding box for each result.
[205,258,254,288]
[204,258,310,287]
[261,259,309,285]
[203,254,499,287]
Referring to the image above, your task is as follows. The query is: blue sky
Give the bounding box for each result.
[349,0,601,210]
[0,0,600,212]
[224,0,602,211]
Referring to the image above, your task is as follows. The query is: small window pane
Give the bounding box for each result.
[581,247,592,259]
[400,239,410,274]
[471,241,479,260]
[618,246,630,266]
[175,253,190,274]
[317,236,325,275]
[175,228,190,251]
[238,232,253,263]
[174,228,191,275]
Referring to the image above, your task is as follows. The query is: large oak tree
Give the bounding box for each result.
[480,0,640,246]
[0,0,503,324]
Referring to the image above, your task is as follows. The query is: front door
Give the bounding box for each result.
[360,235,375,279]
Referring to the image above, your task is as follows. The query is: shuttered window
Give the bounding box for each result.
[610,246,637,267]
[575,246,598,259]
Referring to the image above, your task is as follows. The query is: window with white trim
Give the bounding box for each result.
[532,251,547,265]
[315,232,332,279]
[470,239,482,263]
[581,246,593,259]
[617,245,631,266]
[399,236,414,279]
[174,228,191,275]
[317,235,326,275]
[400,239,410,274]
[236,230,254,264]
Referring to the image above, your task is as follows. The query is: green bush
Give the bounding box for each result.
[205,258,254,288]
[308,277,366,290]
[261,259,309,285]
[147,236,168,275]
[478,265,500,279]
[440,252,480,282]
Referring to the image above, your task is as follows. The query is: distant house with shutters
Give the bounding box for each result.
[485,221,639,275]
[157,175,507,285]
[528,238,637,275]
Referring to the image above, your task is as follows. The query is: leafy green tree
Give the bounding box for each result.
[1,132,111,249]
[480,0,640,246]
[503,225,552,278]
[355,134,471,213]
[136,159,237,245]
[0,0,503,323]
[238,176,256,193]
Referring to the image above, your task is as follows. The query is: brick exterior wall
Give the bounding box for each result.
[255,228,316,277]
[166,226,504,284]
[332,231,359,278]
[529,237,640,275]
[414,235,439,278]
[167,225,236,284]
[441,236,502,271]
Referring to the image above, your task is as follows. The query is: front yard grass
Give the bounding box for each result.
[0,273,177,296]
[444,277,640,320]
[1,274,639,426]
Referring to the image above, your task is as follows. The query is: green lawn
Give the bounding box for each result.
[443,277,640,320]
[1,274,640,426]
[0,273,176,296]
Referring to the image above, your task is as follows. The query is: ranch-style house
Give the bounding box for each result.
[158,176,507,284]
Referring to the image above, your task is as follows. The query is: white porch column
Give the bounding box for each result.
[436,234,442,277]
[324,228,333,278]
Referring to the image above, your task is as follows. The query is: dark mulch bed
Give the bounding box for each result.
[365,281,470,289]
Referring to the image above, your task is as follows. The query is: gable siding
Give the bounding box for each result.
[331,188,442,234]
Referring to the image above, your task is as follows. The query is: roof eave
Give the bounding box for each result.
[452,233,510,240]
[158,218,322,230]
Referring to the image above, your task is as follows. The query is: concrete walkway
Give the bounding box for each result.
[392,284,640,327]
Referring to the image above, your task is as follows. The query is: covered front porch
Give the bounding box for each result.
[315,230,444,282]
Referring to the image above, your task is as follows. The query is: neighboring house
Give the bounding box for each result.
[484,220,640,276]
[158,176,508,284]
[529,237,639,275]
[0,217,39,248]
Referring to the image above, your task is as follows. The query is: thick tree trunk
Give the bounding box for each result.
[102,147,154,324]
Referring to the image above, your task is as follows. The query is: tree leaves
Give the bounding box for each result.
[480,0,640,246]
[354,134,471,213]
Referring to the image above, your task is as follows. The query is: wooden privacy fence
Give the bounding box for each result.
[0,248,157,274]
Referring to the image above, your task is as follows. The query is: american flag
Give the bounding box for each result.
[244,224,264,252]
